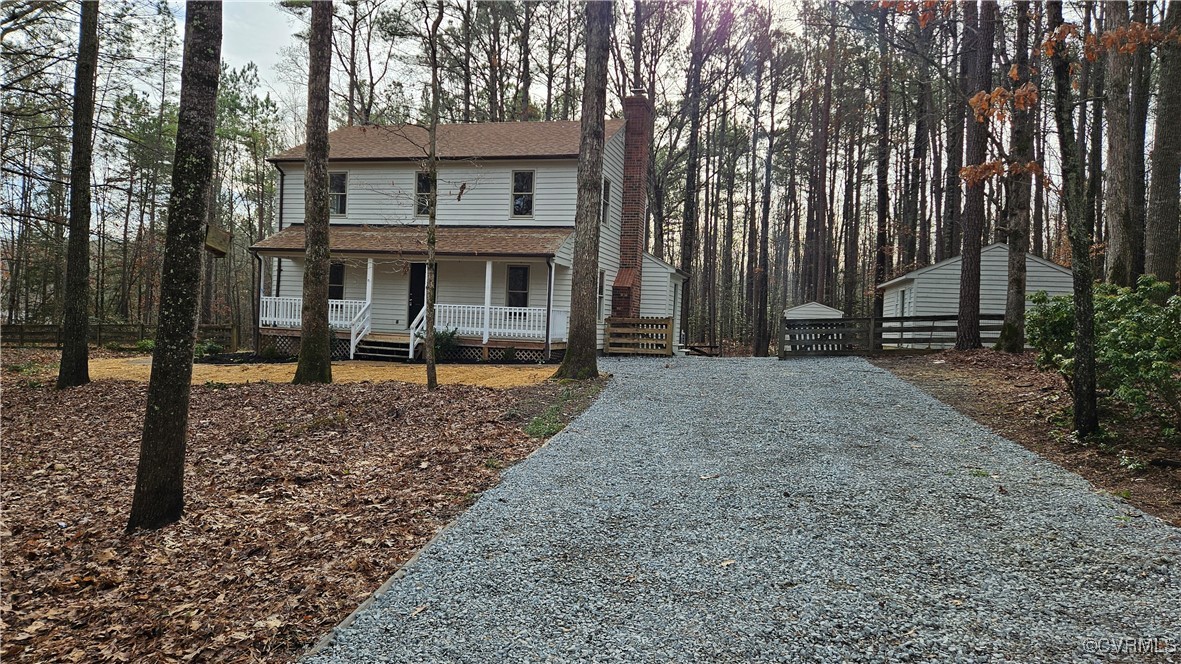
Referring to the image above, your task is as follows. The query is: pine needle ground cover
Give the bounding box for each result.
[1,354,604,662]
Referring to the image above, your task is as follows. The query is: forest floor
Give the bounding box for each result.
[871,350,1181,528]
[0,346,605,663]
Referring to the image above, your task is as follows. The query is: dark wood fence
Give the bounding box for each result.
[778,314,1006,358]
[1,323,238,350]
[605,316,674,356]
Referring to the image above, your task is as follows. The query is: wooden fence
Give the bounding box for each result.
[605,316,674,356]
[1,323,238,350]
[778,314,1007,358]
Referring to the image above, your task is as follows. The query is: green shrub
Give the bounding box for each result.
[192,340,224,359]
[135,338,155,353]
[1027,276,1181,426]
[435,327,459,359]
[104,341,122,351]
[259,343,281,360]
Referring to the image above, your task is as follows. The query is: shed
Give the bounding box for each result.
[877,243,1073,317]
[784,301,844,320]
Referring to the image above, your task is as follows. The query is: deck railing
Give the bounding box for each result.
[433,304,568,342]
[259,296,367,330]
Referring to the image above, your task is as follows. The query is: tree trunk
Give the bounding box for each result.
[1047,0,1099,439]
[553,0,611,380]
[424,0,444,390]
[872,5,891,319]
[1145,0,1181,289]
[941,4,968,262]
[293,0,334,385]
[127,1,222,532]
[998,0,1034,353]
[753,54,776,357]
[955,0,993,351]
[1127,0,1151,281]
[1104,1,1134,285]
[57,0,99,389]
[678,0,704,343]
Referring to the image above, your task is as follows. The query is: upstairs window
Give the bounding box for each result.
[507,265,529,307]
[415,172,433,217]
[329,261,345,300]
[512,170,534,217]
[601,179,611,227]
[329,172,348,215]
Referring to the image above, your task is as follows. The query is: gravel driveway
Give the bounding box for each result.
[307,357,1180,663]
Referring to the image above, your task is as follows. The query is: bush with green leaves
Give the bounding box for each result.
[135,338,155,353]
[1026,276,1181,426]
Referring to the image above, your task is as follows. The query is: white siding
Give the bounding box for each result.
[910,244,1073,316]
[595,129,627,348]
[639,259,670,318]
[278,159,579,227]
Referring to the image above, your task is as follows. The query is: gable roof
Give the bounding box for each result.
[270,119,628,163]
[250,224,573,258]
[784,301,843,317]
[877,243,1071,290]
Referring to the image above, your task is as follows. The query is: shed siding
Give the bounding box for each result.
[784,302,844,319]
[911,246,1072,316]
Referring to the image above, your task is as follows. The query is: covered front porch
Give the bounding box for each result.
[256,256,571,360]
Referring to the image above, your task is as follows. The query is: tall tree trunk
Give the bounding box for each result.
[941,4,968,261]
[1145,0,1181,289]
[1127,0,1151,280]
[998,0,1034,353]
[1047,0,1099,438]
[955,0,993,351]
[553,0,611,379]
[424,0,444,390]
[872,5,891,319]
[1104,1,1134,285]
[678,0,704,342]
[753,55,776,357]
[127,0,222,531]
[293,0,334,385]
[57,0,99,389]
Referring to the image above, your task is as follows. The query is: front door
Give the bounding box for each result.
[408,263,427,324]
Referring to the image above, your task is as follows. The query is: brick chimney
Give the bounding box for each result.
[611,89,654,318]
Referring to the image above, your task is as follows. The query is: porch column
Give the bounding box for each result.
[483,260,492,344]
[544,259,554,360]
[365,258,374,303]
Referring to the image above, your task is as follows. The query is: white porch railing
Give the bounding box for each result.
[260,296,368,330]
[409,304,570,358]
[348,301,372,359]
[434,304,569,342]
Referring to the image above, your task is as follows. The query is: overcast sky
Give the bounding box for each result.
[174,1,301,85]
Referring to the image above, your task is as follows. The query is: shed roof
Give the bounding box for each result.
[250,225,573,258]
[877,243,1070,290]
[270,120,627,163]
[784,301,844,319]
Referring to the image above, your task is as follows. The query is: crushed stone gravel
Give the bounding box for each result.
[307,356,1181,663]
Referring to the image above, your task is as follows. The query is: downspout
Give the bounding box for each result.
[252,251,263,352]
[544,258,554,360]
[274,163,286,297]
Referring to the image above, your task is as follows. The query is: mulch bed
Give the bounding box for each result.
[1,371,602,663]
[871,349,1181,527]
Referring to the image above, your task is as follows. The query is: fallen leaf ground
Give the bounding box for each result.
[1,346,604,663]
[871,349,1181,527]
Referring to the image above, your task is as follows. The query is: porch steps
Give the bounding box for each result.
[354,338,414,362]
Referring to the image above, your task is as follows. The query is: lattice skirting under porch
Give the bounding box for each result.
[257,334,349,360]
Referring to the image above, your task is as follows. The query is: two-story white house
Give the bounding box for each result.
[250,92,685,362]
